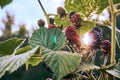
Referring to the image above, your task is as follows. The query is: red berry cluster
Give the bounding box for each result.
[70,13,81,29]
[100,40,111,55]
[65,26,81,48]
[48,24,56,29]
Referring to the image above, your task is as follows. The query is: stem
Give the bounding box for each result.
[115,10,120,15]
[103,55,108,66]
[108,0,116,64]
[38,0,50,25]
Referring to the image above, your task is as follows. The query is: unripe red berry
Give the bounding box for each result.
[48,24,56,29]
[100,40,111,55]
[71,14,81,29]
[65,26,80,47]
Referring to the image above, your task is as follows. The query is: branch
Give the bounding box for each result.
[115,10,120,15]
[108,0,116,64]
[48,13,58,16]
[38,0,50,25]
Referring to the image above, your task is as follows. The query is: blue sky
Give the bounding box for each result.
[0,0,64,35]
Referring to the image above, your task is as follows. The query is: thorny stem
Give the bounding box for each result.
[38,0,50,25]
[108,0,116,64]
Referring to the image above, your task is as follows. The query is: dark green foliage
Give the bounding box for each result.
[0,38,23,55]
[0,0,12,8]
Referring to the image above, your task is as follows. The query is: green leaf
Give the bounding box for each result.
[0,46,39,78]
[77,21,94,35]
[54,15,72,29]
[106,60,120,79]
[27,49,43,66]
[42,48,82,80]
[64,0,120,19]
[15,46,32,54]
[0,0,12,8]
[95,0,120,12]
[29,28,66,51]
[0,38,23,55]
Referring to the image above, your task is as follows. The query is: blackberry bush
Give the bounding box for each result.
[1,0,120,80]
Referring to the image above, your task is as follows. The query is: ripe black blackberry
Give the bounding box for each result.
[100,40,111,55]
[49,18,54,24]
[38,19,45,28]
[69,11,76,19]
[71,13,81,29]
[92,26,101,32]
[57,7,66,18]
[89,26,102,50]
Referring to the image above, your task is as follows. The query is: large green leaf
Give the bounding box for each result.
[42,48,82,80]
[64,0,120,19]
[106,60,120,79]
[0,0,12,8]
[0,46,39,78]
[0,38,23,55]
[29,28,66,51]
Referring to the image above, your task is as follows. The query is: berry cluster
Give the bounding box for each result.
[65,26,81,48]
[88,26,111,55]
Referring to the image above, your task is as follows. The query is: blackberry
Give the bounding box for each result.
[71,14,81,29]
[49,18,54,24]
[57,7,66,18]
[65,26,81,47]
[48,24,56,29]
[37,19,45,28]
[89,27,102,50]
[92,26,101,32]
[69,11,76,19]
[100,40,111,55]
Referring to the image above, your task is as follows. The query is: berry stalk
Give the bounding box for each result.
[38,0,50,25]
[108,0,116,64]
